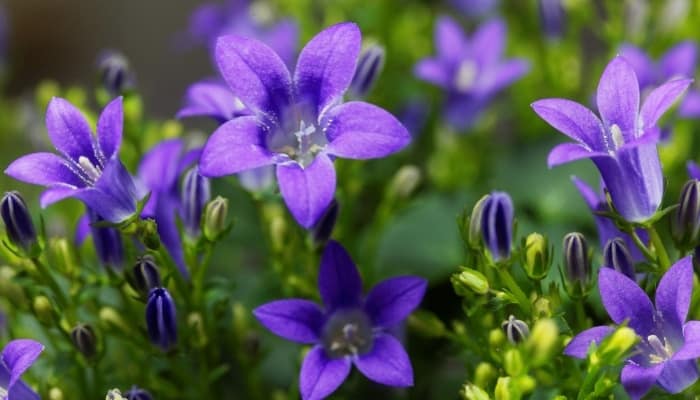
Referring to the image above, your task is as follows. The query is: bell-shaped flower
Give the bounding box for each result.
[0,339,44,400]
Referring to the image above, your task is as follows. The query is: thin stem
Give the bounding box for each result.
[626,228,656,263]
[495,265,531,314]
[647,226,671,270]
[30,257,69,309]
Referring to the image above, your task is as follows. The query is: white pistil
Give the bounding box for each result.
[647,334,673,364]
[78,156,102,183]
[0,386,8,398]
[454,60,478,92]
[610,124,625,150]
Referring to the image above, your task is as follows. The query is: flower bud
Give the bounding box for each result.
[49,387,64,400]
[562,232,592,299]
[481,192,514,261]
[407,310,446,338]
[180,167,211,238]
[311,198,339,245]
[137,219,160,251]
[388,165,422,200]
[538,0,566,39]
[97,50,134,96]
[525,318,559,366]
[494,377,514,400]
[1,191,38,252]
[474,362,497,387]
[146,287,177,351]
[99,307,133,336]
[603,238,635,279]
[591,326,637,366]
[501,315,529,344]
[0,266,27,307]
[71,323,97,358]
[671,179,700,250]
[489,328,506,349]
[503,348,524,376]
[203,196,229,241]
[521,233,551,280]
[129,255,161,297]
[88,208,124,269]
[33,295,53,325]
[123,386,153,400]
[187,312,208,348]
[348,43,385,99]
[451,267,489,295]
[460,194,489,248]
[460,383,490,400]
[106,389,126,400]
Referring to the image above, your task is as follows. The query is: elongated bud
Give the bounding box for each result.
[464,194,489,248]
[187,312,208,348]
[562,232,592,298]
[1,191,38,252]
[203,196,229,241]
[501,315,529,344]
[181,167,211,238]
[348,43,385,99]
[407,310,446,338]
[388,165,422,200]
[33,295,53,325]
[474,362,497,387]
[603,238,635,279]
[123,386,153,400]
[521,233,551,280]
[591,326,637,366]
[311,198,339,245]
[129,255,161,298]
[494,377,514,400]
[671,179,700,250]
[525,318,559,366]
[97,50,134,96]
[71,323,97,358]
[538,0,566,39]
[88,208,124,269]
[451,267,489,295]
[146,287,177,351]
[481,192,514,261]
[460,383,490,400]
[503,348,524,376]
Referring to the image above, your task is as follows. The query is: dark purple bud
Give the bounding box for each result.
[671,179,700,250]
[603,238,635,280]
[562,232,592,298]
[88,208,124,269]
[146,287,177,351]
[348,44,385,99]
[1,191,37,252]
[311,198,339,245]
[538,0,566,39]
[501,315,529,344]
[124,386,153,400]
[181,167,211,237]
[70,323,97,358]
[96,50,135,96]
[130,255,161,297]
[481,192,514,261]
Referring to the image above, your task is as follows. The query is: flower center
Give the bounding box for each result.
[0,386,7,399]
[454,60,478,92]
[609,124,625,152]
[78,156,103,185]
[268,119,328,168]
[321,309,374,358]
[646,334,674,364]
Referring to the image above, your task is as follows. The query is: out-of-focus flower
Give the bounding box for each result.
[86,208,124,269]
[450,0,498,17]
[347,44,385,100]
[414,16,529,130]
[146,287,177,351]
[480,191,514,261]
[254,241,427,400]
[603,238,635,280]
[0,339,44,399]
[1,191,38,253]
[565,257,700,399]
[123,385,153,400]
[538,0,566,39]
[532,57,692,222]
[199,23,410,228]
[96,50,135,97]
[5,97,147,223]
[671,179,700,250]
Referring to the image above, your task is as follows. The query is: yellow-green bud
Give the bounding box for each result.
[474,362,497,387]
[489,328,506,349]
[532,297,552,319]
[515,375,536,394]
[460,383,491,400]
[468,195,490,248]
[407,310,446,338]
[503,349,524,377]
[521,233,551,280]
[188,312,208,348]
[99,307,132,335]
[592,326,637,366]
[138,219,160,250]
[494,377,514,400]
[33,295,53,325]
[388,165,422,199]
[203,196,229,241]
[525,318,559,366]
[451,267,489,295]
[49,387,64,400]
[48,238,77,275]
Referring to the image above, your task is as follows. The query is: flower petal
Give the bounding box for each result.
[475,58,529,96]
[324,101,410,159]
[621,363,664,400]
[7,378,40,400]
[596,56,640,140]
[598,267,654,336]
[619,44,657,89]
[199,116,276,177]
[435,16,465,62]
[563,326,613,359]
[97,96,123,160]
[547,143,608,168]
[1,339,44,389]
[294,22,361,118]
[138,139,183,192]
[318,240,362,310]
[470,19,506,67]
[276,153,336,229]
[5,152,83,188]
[531,98,605,150]
[40,187,80,208]
[354,334,413,387]
[253,299,324,344]
[176,80,247,123]
[155,197,189,280]
[679,90,700,118]
[215,34,292,118]
[364,276,427,329]
[672,321,700,360]
[639,78,692,131]
[300,345,351,400]
[660,41,697,79]
[45,97,99,164]
[655,256,693,334]
[75,213,91,245]
[414,58,450,88]
[657,359,700,394]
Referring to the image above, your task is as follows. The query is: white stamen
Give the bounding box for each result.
[454,60,478,92]
[610,124,625,150]
[647,334,673,363]
[78,156,102,183]
[0,386,8,398]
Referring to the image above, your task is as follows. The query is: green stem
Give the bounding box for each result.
[626,228,655,263]
[577,364,602,400]
[496,265,531,314]
[31,257,69,309]
[647,226,671,270]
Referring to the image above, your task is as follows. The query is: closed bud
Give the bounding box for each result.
[538,0,566,39]
[501,315,529,344]
[591,326,637,366]
[138,219,160,250]
[87,208,124,269]
[311,198,339,245]
[503,349,524,376]
[99,307,133,335]
[97,50,134,96]
[129,255,161,297]
[388,165,422,200]
[671,179,700,250]
[146,287,177,351]
[188,312,208,348]
[481,192,514,261]
[451,267,489,295]
[181,167,211,238]
[203,196,229,241]
[49,238,77,275]
[71,323,97,358]
[525,318,559,366]
[463,194,489,248]
[1,191,38,253]
[348,43,385,99]
[474,362,497,387]
[49,387,64,400]
[494,377,514,400]
[123,385,153,400]
[407,310,446,338]
[106,389,126,400]
[489,328,506,349]
[0,266,27,307]
[521,233,551,280]
[460,383,491,400]
[562,232,592,299]
[603,238,635,279]
[532,297,552,319]
[33,295,53,325]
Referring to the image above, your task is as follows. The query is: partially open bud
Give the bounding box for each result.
[71,323,97,358]
[96,50,134,97]
[603,238,635,280]
[521,233,551,280]
[123,386,153,400]
[180,167,211,238]
[451,267,490,295]
[1,191,38,253]
[311,198,339,245]
[348,43,385,99]
[501,315,530,344]
[129,255,161,298]
[146,287,177,351]
[460,194,489,249]
[562,232,592,299]
[203,196,229,241]
[481,192,514,261]
[671,179,700,250]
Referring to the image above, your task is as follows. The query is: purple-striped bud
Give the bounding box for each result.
[97,50,134,96]
[180,167,211,238]
[146,287,177,351]
[348,44,385,99]
[501,315,530,344]
[671,179,700,250]
[1,191,37,252]
[481,192,514,261]
[538,0,566,39]
[603,238,635,280]
[71,323,97,358]
[129,255,161,298]
[311,198,339,245]
[88,208,124,269]
[124,386,153,400]
[562,232,592,298]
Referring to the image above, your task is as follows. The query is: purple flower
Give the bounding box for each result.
[199,23,411,228]
[254,241,427,400]
[0,339,44,400]
[146,287,177,351]
[481,191,513,261]
[5,97,146,223]
[532,56,692,222]
[86,208,124,269]
[176,79,249,124]
[564,257,700,399]
[450,0,498,17]
[538,0,566,39]
[414,16,529,130]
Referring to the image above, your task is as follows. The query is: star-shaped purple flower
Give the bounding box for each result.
[414,16,529,130]
[564,256,700,399]
[198,22,411,228]
[5,97,146,223]
[0,339,44,400]
[254,241,427,400]
[532,56,692,222]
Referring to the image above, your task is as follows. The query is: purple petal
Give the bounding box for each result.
[413,58,450,88]
[263,19,299,68]
[300,345,351,400]
[253,299,324,344]
[75,213,90,245]
[354,334,413,387]
[531,98,606,150]
[679,90,700,118]
[443,93,485,130]
[571,176,601,210]
[97,96,123,160]
[5,152,83,188]
[563,326,613,358]
[138,139,183,192]
[475,58,529,96]
[470,19,506,67]
[688,161,700,180]
[45,97,99,164]
[547,143,609,168]
[7,378,40,400]
[215,34,292,118]
[155,197,189,280]
[655,256,693,333]
[364,276,427,328]
[199,116,276,177]
[673,321,700,360]
[40,187,80,208]
[176,80,247,122]
[1,339,43,389]
[435,16,465,62]
[660,41,697,79]
[639,78,692,130]
[596,57,640,141]
[619,44,657,89]
[598,267,654,336]
[294,22,361,118]
[318,240,362,310]
[324,101,410,159]
[657,359,700,394]
[238,165,276,192]
[621,363,664,400]
[276,153,336,229]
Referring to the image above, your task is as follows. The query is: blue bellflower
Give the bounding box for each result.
[254,241,427,400]
[1,192,37,252]
[481,191,513,261]
[532,56,692,222]
[0,339,44,400]
[145,287,177,351]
